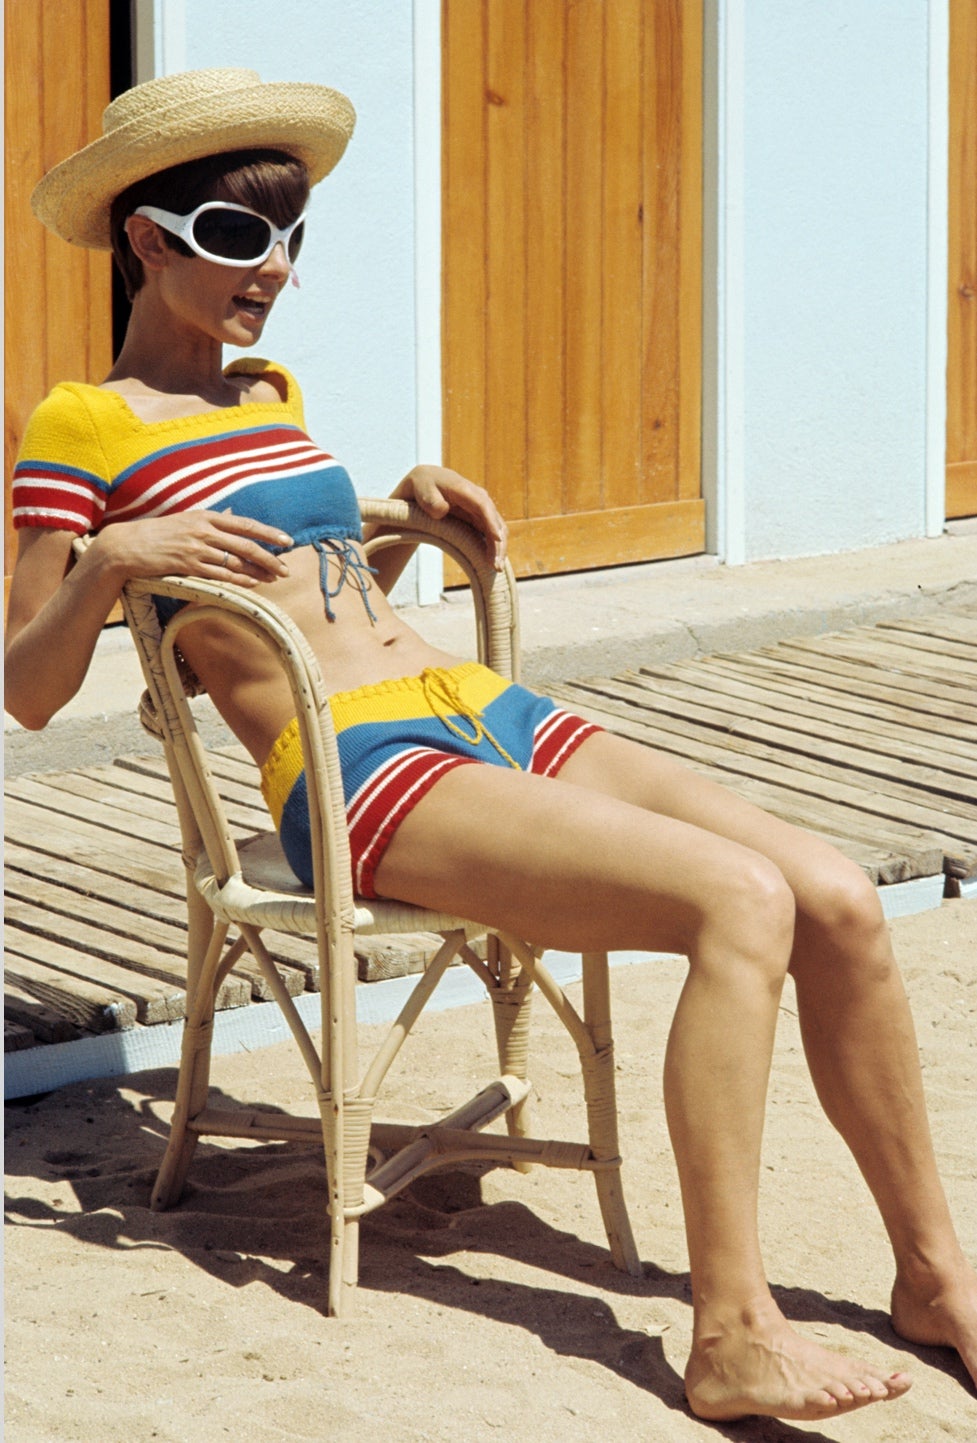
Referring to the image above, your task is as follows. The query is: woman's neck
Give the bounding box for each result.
[105,293,237,403]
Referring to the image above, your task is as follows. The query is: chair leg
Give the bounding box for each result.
[581,952,642,1276]
[488,937,535,1170]
[322,1094,374,1317]
[151,903,227,1212]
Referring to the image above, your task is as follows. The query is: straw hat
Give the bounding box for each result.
[31,68,356,250]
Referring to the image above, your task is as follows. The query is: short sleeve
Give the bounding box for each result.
[12,387,111,535]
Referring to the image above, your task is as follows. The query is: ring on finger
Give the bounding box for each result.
[221,550,230,569]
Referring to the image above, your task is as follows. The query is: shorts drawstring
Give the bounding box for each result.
[420,668,521,769]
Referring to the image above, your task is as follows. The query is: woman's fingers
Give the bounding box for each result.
[402,466,509,569]
[207,509,292,580]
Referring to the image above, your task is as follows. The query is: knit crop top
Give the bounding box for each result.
[12,358,376,621]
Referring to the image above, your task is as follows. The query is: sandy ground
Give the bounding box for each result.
[5,899,976,1443]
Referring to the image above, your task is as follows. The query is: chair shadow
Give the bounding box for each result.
[5,1070,967,1441]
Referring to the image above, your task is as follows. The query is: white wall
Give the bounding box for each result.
[708,0,939,563]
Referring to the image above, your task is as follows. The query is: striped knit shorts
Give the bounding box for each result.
[260,661,602,898]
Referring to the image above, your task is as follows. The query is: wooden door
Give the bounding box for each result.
[4,0,114,606]
[947,0,977,518]
[442,0,704,579]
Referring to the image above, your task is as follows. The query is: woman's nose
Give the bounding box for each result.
[260,240,292,282]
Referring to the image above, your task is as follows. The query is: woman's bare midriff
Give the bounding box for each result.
[173,543,462,765]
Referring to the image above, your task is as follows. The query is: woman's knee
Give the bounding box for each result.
[795,849,889,967]
[695,852,796,984]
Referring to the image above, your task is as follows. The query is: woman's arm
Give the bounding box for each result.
[365,465,508,595]
[4,509,294,730]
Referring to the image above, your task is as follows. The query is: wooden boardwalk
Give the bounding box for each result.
[5,607,977,1057]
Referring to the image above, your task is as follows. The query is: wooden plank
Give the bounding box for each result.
[689,653,977,746]
[655,658,975,761]
[880,613,977,641]
[635,664,977,772]
[484,0,527,510]
[505,497,705,577]
[441,0,488,486]
[834,627,977,670]
[584,672,977,807]
[40,765,267,834]
[756,637,977,715]
[947,0,977,517]
[713,648,977,734]
[675,0,703,503]
[116,752,269,818]
[4,794,184,884]
[4,841,188,923]
[874,618,977,657]
[4,974,88,1044]
[524,0,567,519]
[2,842,316,998]
[563,0,604,512]
[5,899,188,1022]
[602,0,644,508]
[4,950,139,1033]
[4,1019,37,1053]
[3,886,250,1011]
[551,686,942,884]
[781,634,977,696]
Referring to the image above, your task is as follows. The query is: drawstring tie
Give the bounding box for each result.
[421,668,521,769]
[313,537,379,622]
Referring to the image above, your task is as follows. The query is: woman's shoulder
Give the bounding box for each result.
[17,382,109,452]
[224,356,301,407]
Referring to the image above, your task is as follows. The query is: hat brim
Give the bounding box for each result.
[31,81,356,250]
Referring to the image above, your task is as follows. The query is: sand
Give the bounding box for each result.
[5,899,976,1443]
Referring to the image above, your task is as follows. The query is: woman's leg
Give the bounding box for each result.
[559,731,977,1396]
[375,755,911,1420]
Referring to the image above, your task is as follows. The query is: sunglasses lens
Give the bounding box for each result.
[287,220,305,265]
[192,209,272,262]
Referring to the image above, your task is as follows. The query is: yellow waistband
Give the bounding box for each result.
[260,716,304,826]
[327,661,508,732]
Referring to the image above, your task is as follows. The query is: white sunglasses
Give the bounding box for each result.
[132,200,307,269]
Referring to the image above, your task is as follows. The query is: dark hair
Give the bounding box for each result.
[110,149,310,300]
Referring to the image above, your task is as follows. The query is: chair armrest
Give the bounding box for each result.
[359,497,521,682]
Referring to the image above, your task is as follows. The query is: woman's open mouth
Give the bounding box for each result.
[234,295,270,319]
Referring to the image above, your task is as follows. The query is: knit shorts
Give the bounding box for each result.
[260,661,602,897]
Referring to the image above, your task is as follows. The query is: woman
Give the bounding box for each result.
[5,69,976,1423]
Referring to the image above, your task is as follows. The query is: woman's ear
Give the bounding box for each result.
[124,214,172,273]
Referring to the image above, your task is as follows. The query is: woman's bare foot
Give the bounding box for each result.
[891,1258,977,1391]
[684,1299,912,1422]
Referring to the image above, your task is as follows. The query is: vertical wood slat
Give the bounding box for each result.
[524,0,567,521]
[676,0,704,503]
[946,0,977,519]
[563,0,605,515]
[442,0,704,579]
[4,0,113,587]
[441,0,488,493]
[602,0,645,509]
[485,0,528,512]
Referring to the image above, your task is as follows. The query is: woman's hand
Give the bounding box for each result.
[93,508,295,587]
[393,466,508,571]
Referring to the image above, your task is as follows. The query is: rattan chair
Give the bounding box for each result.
[112,498,640,1316]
